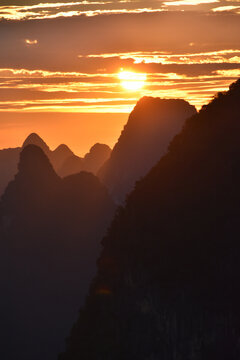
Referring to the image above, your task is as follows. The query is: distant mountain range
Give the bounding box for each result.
[0,133,111,197]
[60,80,240,360]
[0,144,115,360]
[0,98,195,204]
[98,97,196,203]
[59,143,111,177]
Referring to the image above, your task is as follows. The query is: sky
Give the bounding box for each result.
[0,0,239,154]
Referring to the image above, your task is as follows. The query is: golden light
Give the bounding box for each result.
[118,70,147,91]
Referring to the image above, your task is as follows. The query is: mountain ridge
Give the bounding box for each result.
[0,134,111,197]
[98,96,196,203]
[0,144,116,360]
[59,79,240,360]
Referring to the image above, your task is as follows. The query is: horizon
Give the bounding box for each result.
[0,111,128,155]
[0,0,240,152]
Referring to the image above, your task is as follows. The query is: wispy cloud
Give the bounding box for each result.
[81,49,240,64]
[2,0,238,21]
[0,68,113,78]
[164,0,219,6]
[214,69,240,76]
[212,5,240,12]
[0,65,239,111]
[0,1,165,20]
[0,3,239,113]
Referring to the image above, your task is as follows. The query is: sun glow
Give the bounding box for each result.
[118,71,147,91]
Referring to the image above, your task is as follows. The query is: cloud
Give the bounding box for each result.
[164,0,219,5]
[212,5,240,12]
[0,63,239,111]
[82,49,240,64]
[0,11,240,74]
[25,39,38,45]
[0,4,239,112]
[1,0,239,21]
[0,1,166,20]
[214,68,240,76]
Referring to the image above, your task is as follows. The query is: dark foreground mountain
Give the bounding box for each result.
[60,79,240,360]
[0,133,111,197]
[0,147,20,197]
[98,97,196,203]
[0,145,115,360]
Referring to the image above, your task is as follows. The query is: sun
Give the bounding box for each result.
[118,70,147,91]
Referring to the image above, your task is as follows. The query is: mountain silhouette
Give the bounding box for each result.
[98,97,196,203]
[22,132,50,154]
[0,145,115,360]
[58,154,83,177]
[59,79,240,360]
[22,134,75,172]
[83,143,111,174]
[50,144,75,172]
[0,134,111,197]
[59,143,111,177]
[0,133,53,198]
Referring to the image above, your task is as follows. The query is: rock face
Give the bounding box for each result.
[98,97,196,203]
[0,145,115,360]
[59,80,240,360]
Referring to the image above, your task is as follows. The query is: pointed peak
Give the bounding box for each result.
[22,133,50,153]
[53,144,74,155]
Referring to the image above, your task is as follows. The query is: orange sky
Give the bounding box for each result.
[0,112,127,155]
[0,0,239,153]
